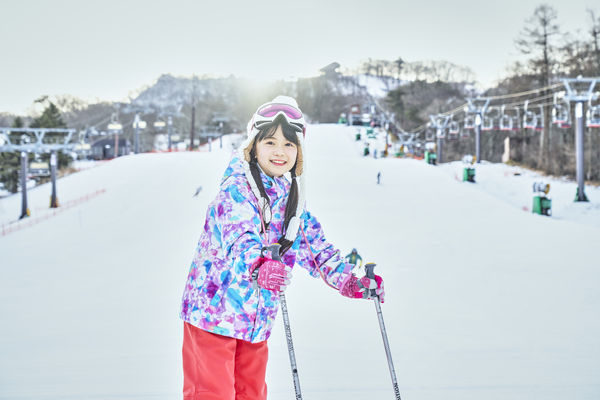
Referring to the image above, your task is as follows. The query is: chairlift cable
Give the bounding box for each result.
[481,82,563,101]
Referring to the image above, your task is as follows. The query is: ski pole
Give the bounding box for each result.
[266,244,303,399]
[365,263,402,400]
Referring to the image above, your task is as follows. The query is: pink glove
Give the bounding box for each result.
[339,273,385,302]
[251,258,292,292]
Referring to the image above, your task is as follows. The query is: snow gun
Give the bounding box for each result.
[365,263,402,400]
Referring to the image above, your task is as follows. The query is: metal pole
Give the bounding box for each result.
[50,151,58,208]
[134,113,140,154]
[365,264,401,400]
[279,292,303,399]
[266,244,303,399]
[475,113,482,163]
[114,130,119,158]
[20,151,29,219]
[436,129,443,164]
[167,116,173,151]
[574,102,588,201]
[219,122,223,149]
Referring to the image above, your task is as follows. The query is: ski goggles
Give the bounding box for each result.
[254,102,306,136]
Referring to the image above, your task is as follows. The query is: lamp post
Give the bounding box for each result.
[133,113,147,154]
[107,121,123,158]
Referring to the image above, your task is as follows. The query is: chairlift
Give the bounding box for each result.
[498,106,520,132]
[482,107,500,131]
[463,115,475,130]
[523,100,543,131]
[586,98,600,128]
[425,126,435,141]
[552,93,571,128]
[499,105,512,131]
[449,120,459,134]
[447,120,459,140]
[29,157,50,178]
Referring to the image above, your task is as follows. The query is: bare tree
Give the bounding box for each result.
[394,57,404,81]
[515,4,560,169]
[589,9,600,74]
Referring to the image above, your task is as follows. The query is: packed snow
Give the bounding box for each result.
[1,124,599,400]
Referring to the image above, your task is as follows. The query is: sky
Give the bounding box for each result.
[1,0,598,115]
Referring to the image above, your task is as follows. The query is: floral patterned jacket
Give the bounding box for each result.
[180,154,352,343]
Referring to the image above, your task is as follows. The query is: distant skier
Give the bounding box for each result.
[192,185,203,197]
[179,96,385,400]
[344,248,363,273]
[377,171,381,184]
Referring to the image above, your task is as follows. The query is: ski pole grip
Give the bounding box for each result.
[364,263,378,298]
[264,243,282,262]
[365,263,376,279]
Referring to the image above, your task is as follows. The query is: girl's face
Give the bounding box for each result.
[255,124,298,177]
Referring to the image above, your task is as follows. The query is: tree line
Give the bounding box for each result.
[385,4,600,181]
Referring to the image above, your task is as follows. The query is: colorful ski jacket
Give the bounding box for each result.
[180,154,353,343]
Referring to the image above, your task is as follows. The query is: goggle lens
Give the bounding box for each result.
[257,103,303,120]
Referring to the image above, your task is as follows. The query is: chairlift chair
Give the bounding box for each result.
[523,111,537,130]
[586,99,600,128]
[552,93,571,128]
[447,120,459,140]
[482,115,494,131]
[499,105,513,131]
[523,101,543,131]
[425,126,435,141]
[482,106,500,131]
[463,115,475,130]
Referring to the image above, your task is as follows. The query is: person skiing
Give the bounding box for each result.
[179,96,385,400]
[344,248,363,273]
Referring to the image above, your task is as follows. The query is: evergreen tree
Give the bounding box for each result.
[0,118,25,193]
[30,101,67,129]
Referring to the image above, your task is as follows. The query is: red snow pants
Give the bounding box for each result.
[182,322,268,400]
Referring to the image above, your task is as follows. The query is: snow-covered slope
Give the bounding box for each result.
[1,124,599,400]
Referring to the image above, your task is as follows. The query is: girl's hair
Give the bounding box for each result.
[249,121,300,256]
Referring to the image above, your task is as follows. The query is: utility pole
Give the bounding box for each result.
[562,77,598,202]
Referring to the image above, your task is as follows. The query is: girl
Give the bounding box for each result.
[180,95,385,400]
